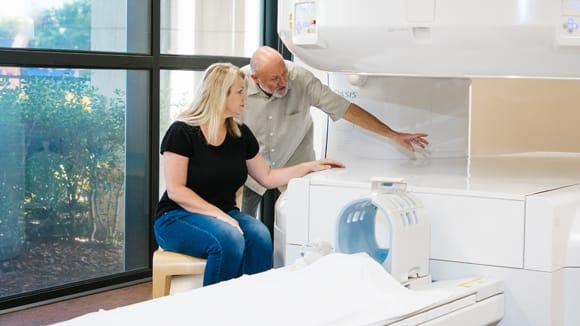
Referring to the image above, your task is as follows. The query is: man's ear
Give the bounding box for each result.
[250,73,260,83]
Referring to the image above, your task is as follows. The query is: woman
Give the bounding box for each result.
[155,63,344,286]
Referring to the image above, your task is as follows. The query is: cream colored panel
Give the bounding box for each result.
[471,79,580,155]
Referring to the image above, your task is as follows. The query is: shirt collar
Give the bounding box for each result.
[246,77,261,96]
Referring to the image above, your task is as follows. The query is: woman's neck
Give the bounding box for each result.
[201,122,227,146]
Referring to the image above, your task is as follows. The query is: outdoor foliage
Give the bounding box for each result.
[0,80,26,260]
[21,76,126,244]
[31,0,91,50]
[0,74,126,254]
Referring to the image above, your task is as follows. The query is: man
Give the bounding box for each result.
[240,46,429,237]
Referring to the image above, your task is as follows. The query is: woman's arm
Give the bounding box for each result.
[163,151,242,233]
[246,153,344,189]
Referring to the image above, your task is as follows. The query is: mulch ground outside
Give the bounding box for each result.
[0,238,123,297]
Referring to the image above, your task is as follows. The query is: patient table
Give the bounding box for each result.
[54,253,502,326]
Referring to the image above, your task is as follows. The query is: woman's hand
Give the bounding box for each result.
[307,158,345,172]
[247,154,345,189]
[215,212,243,234]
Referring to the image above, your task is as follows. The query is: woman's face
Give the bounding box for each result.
[224,75,246,118]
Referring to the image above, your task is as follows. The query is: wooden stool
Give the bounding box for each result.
[152,248,207,298]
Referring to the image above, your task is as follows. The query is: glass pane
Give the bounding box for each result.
[158,70,204,193]
[0,67,150,298]
[0,0,149,53]
[161,0,260,56]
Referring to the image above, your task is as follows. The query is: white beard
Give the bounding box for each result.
[259,82,288,98]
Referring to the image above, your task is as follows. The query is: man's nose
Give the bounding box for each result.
[278,77,287,87]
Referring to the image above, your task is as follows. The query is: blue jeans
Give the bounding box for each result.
[154,208,273,286]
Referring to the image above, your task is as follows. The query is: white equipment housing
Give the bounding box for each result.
[275,0,580,325]
[278,0,580,78]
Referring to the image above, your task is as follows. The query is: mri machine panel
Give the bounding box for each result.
[414,192,524,268]
[525,185,580,271]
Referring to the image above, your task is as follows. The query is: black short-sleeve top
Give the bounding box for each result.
[155,121,259,218]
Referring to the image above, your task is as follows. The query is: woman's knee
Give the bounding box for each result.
[211,228,245,257]
[250,220,272,241]
[253,224,273,250]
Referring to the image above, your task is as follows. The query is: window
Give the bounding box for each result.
[0,67,150,296]
[0,0,263,311]
[160,0,260,56]
[0,0,149,53]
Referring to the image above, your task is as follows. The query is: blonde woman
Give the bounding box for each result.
[155,63,344,286]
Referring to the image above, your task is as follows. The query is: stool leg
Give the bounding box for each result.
[152,270,171,299]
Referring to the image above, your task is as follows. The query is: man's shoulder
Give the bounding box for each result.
[285,61,316,81]
[240,64,253,81]
[284,60,299,73]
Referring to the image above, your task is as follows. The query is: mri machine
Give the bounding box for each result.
[274,0,580,325]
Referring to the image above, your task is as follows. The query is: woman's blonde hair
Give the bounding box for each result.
[177,62,244,144]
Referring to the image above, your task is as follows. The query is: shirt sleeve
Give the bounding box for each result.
[240,124,260,160]
[297,65,351,121]
[160,121,196,157]
[240,123,259,159]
